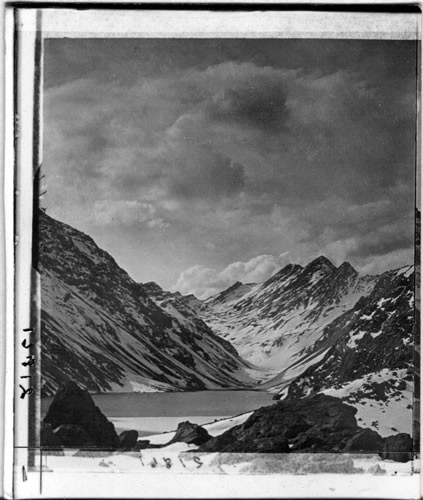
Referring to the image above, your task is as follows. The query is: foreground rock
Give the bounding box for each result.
[40,422,63,448]
[379,433,413,463]
[343,428,384,453]
[168,421,211,446]
[198,394,359,453]
[197,394,412,461]
[53,424,95,447]
[119,430,139,450]
[43,381,119,449]
[134,440,151,450]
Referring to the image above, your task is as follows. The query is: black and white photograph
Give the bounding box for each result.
[4,5,421,499]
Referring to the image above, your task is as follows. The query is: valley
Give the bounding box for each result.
[39,209,417,455]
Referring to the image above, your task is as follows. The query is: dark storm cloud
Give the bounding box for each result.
[164,151,246,200]
[43,39,417,291]
[206,79,289,131]
[348,225,414,259]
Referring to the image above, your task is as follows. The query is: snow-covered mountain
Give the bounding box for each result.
[39,211,257,396]
[39,207,416,440]
[201,257,377,374]
[199,257,415,436]
[275,265,415,436]
[142,281,204,321]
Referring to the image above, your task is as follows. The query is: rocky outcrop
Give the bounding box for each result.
[134,439,151,450]
[119,430,139,450]
[40,422,63,448]
[168,421,211,446]
[43,381,119,449]
[53,424,94,448]
[198,394,359,453]
[343,428,384,453]
[379,433,413,463]
[197,394,413,461]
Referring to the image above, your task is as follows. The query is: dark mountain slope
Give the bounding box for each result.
[39,211,255,396]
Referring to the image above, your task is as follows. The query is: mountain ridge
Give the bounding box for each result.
[198,258,414,436]
[40,210,415,438]
[40,210,258,396]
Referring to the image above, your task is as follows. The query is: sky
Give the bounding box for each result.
[43,39,418,299]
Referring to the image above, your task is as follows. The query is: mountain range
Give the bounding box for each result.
[199,257,415,436]
[39,210,257,397]
[39,209,416,438]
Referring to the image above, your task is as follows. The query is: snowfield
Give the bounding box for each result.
[322,369,413,437]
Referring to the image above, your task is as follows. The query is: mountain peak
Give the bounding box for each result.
[337,261,357,276]
[217,281,244,297]
[142,281,164,294]
[207,280,253,305]
[304,256,336,274]
[265,263,303,285]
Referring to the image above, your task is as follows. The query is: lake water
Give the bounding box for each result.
[41,390,275,436]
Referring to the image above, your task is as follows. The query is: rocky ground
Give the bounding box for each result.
[41,382,415,469]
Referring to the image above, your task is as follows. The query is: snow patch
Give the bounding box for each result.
[322,369,413,437]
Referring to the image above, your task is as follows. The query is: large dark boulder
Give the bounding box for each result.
[168,421,211,446]
[344,428,384,453]
[40,422,63,448]
[198,394,360,453]
[119,430,139,450]
[43,381,119,449]
[53,424,94,447]
[379,433,413,463]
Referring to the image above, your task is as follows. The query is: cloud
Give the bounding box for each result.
[172,252,290,298]
[43,41,416,287]
[160,147,247,201]
[359,248,414,276]
[91,200,168,229]
[205,76,289,131]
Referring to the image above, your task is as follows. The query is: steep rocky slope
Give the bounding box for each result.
[200,257,377,377]
[197,393,413,462]
[39,211,255,396]
[200,257,415,437]
[282,266,414,397]
[275,265,415,436]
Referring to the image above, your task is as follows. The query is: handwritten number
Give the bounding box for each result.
[136,455,203,470]
[22,355,35,367]
[19,385,34,399]
[21,339,33,349]
[19,328,36,398]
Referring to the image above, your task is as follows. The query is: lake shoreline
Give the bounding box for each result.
[41,390,277,432]
[88,386,271,397]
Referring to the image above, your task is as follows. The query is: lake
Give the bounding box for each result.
[41,390,275,436]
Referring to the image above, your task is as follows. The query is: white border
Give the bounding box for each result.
[3,7,15,500]
[38,10,421,39]
[16,469,423,499]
